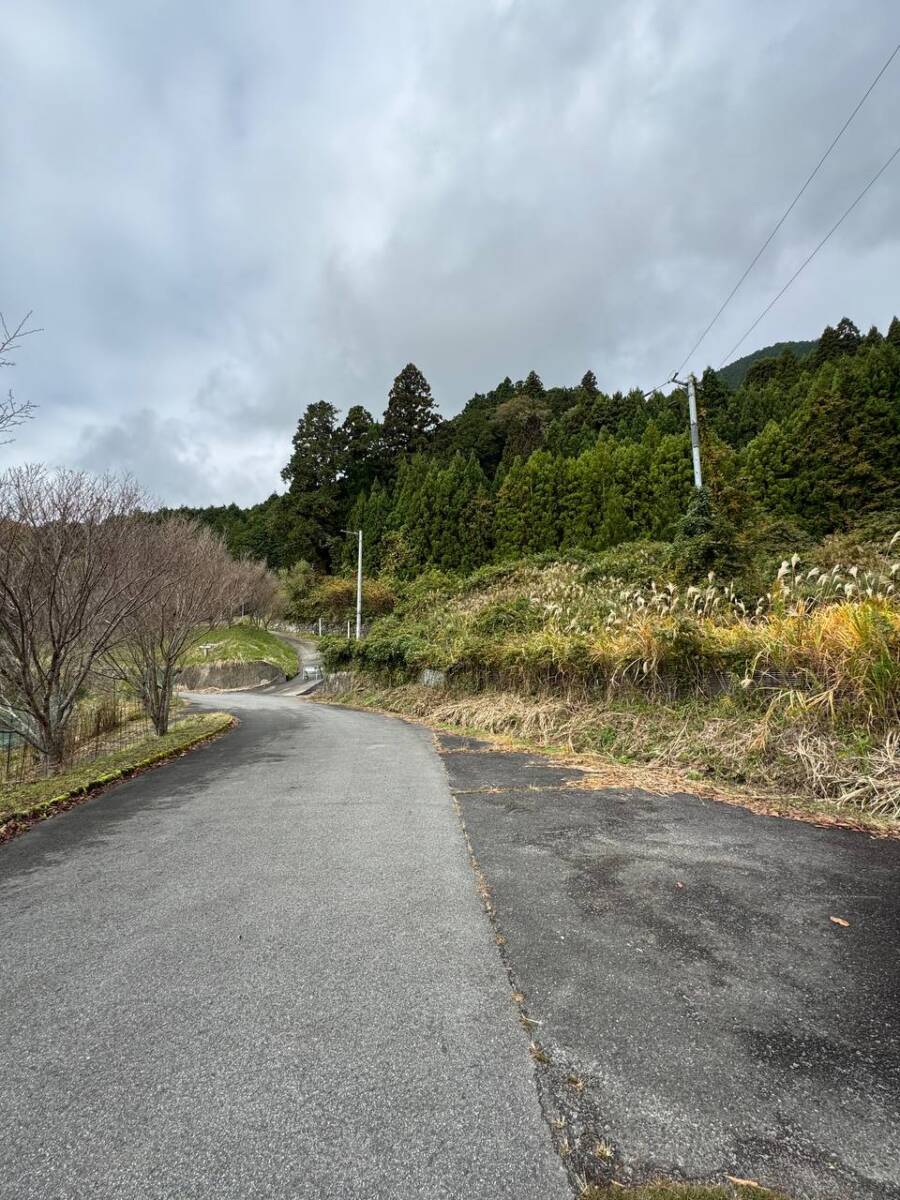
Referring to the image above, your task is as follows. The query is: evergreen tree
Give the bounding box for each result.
[281,401,342,493]
[494,459,532,559]
[195,312,899,576]
[834,316,862,355]
[432,388,504,473]
[613,438,654,533]
[344,480,392,573]
[580,370,599,397]
[811,317,860,369]
[494,393,550,463]
[672,486,739,578]
[595,486,633,550]
[280,401,344,568]
[425,454,493,571]
[523,370,545,398]
[339,405,380,503]
[741,420,793,517]
[699,367,734,442]
[649,434,694,539]
[615,388,653,441]
[524,451,564,552]
[381,363,440,463]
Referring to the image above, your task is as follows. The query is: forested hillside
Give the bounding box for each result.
[173,315,900,581]
[717,338,818,388]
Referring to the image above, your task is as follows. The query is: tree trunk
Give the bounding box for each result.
[40,721,69,771]
[151,667,173,736]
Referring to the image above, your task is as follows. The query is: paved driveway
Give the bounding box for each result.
[440,732,900,1200]
[0,696,568,1200]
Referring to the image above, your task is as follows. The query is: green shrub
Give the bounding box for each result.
[584,540,673,584]
[472,597,542,637]
[296,575,397,623]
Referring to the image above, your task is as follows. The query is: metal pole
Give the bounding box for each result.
[347,619,351,639]
[355,529,363,641]
[318,617,322,637]
[687,373,703,489]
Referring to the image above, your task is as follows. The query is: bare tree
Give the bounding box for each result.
[103,518,239,735]
[0,312,39,444]
[230,557,282,627]
[0,466,158,764]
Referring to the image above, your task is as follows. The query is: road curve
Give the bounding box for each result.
[0,692,569,1200]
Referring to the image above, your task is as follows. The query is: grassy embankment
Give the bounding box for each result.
[0,712,233,838]
[180,623,298,676]
[320,533,900,832]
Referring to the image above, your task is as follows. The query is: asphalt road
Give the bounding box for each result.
[0,695,569,1200]
[441,733,900,1200]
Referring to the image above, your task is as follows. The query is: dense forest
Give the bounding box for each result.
[171,315,900,581]
[716,338,818,389]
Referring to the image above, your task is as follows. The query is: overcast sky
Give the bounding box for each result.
[3,1,899,506]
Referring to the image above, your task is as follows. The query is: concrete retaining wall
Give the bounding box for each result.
[177,660,286,692]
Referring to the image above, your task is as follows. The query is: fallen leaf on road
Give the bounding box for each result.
[830,916,850,927]
[675,881,684,889]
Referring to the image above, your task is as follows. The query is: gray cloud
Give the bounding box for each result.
[3,0,899,504]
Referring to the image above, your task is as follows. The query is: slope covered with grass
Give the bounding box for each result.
[180,624,297,677]
[0,712,233,837]
[321,532,900,828]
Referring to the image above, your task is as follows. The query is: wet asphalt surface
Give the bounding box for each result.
[0,696,568,1200]
[439,732,900,1199]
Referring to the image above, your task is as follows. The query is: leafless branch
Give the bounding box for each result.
[102,517,241,735]
[0,467,157,762]
[0,311,41,444]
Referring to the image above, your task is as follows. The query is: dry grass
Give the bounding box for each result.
[322,536,899,826]
[580,1185,789,1200]
[333,538,899,719]
[324,680,900,832]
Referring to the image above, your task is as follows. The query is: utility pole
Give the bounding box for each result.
[686,373,703,489]
[647,372,704,490]
[691,374,705,487]
[355,528,363,641]
[666,373,703,489]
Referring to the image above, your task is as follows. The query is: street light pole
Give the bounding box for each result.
[341,527,365,641]
[355,529,363,641]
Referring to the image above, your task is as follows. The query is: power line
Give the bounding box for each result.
[718,140,900,367]
[674,39,900,376]
[642,377,676,398]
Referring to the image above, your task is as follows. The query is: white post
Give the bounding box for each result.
[687,373,703,489]
[318,617,322,637]
[347,619,351,639]
[355,529,363,641]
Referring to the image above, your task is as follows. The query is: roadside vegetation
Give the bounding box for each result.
[180,623,298,677]
[0,711,233,838]
[319,526,900,829]
[0,466,278,801]
[580,1185,789,1200]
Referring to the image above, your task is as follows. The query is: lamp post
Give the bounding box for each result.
[341,528,363,640]
[354,529,363,640]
